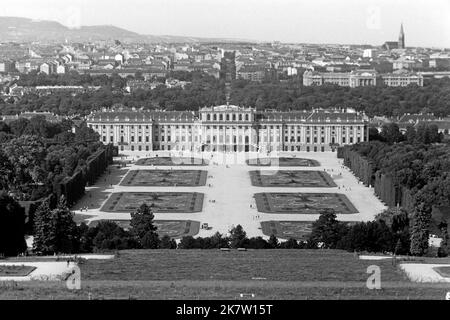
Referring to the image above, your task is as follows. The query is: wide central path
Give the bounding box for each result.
[72,151,387,239]
[197,152,261,237]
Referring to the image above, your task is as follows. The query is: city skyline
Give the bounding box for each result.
[0,0,449,48]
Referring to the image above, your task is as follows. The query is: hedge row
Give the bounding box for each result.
[338,146,414,210]
[56,144,116,206]
[339,147,374,186]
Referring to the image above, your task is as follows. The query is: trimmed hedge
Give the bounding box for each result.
[56,144,115,207]
[341,145,415,211]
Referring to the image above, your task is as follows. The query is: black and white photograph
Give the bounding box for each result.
[0,0,449,309]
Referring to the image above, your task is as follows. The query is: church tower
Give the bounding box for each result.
[398,23,405,49]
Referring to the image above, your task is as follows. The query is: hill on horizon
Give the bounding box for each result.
[0,16,256,44]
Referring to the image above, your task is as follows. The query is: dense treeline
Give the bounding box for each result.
[229,78,450,117]
[0,192,27,256]
[0,116,105,201]
[339,125,450,256]
[1,71,226,116]
[3,197,447,257]
[16,70,128,88]
[2,72,449,117]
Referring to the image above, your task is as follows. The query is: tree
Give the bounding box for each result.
[141,231,160,249]
[380,123,403,144]
[52,196,79,253]
[437,221,449,257]
[0,192,27,256]
[279,238,299,249]
[178,236,196,249]
[130,203,158,247]
[368,127,383,141]
[247,237,270,249]
[32,199,55,254]
[405,125,416,143]
[9,118,30,136]
[309,209,348,249]
[159,235,177,249]
[268,234,279,248]
[32,196,79,254]
[92,221,137,251]
[229,224,248,248]
[3,135,46,198]
[410,202,431,256]
[209,232,230,248]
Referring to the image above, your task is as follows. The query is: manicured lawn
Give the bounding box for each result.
[0,265,36,277]
[247,157,320,167]
[254,192,358,214]
[261,221,359,240]
[261,221,313,240]
[0,250,448,299]
[250,170,336,187]
[120,170,207,186]
[101,192,204,213]
[88,219,200,238]
[135,157,208,166]
[433,266,450,278]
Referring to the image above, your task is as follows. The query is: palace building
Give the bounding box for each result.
[86,105,369,153]
[303,70,377,87]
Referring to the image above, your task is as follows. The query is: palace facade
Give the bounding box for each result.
[86,105,369,153]
[303,70,377,87]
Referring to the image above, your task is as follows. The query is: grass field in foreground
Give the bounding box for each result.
[1,250,449,300]
[433,266,450,278]
[0,265,36,277]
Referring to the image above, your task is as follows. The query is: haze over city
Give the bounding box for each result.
[1,0,449,48]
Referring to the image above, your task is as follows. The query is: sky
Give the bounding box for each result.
[0,0,449,48]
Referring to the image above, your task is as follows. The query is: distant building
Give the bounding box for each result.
[2,111,61,124]
[363,49,373,58]
[125,80,162,92]
[398,23,405,49]
[382,23,406,50]
[429,58,450,69]
[397,113,450,135]
[393,58,423,70]
[86,105,368,153]
[303,70,377,87]
[0,60,16,73]
[220,51,236,82]
[40,62,57,75]
[236,65,266,82]
[380,70,424,87]
[56,64,66,74]
[418,71,450,79]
